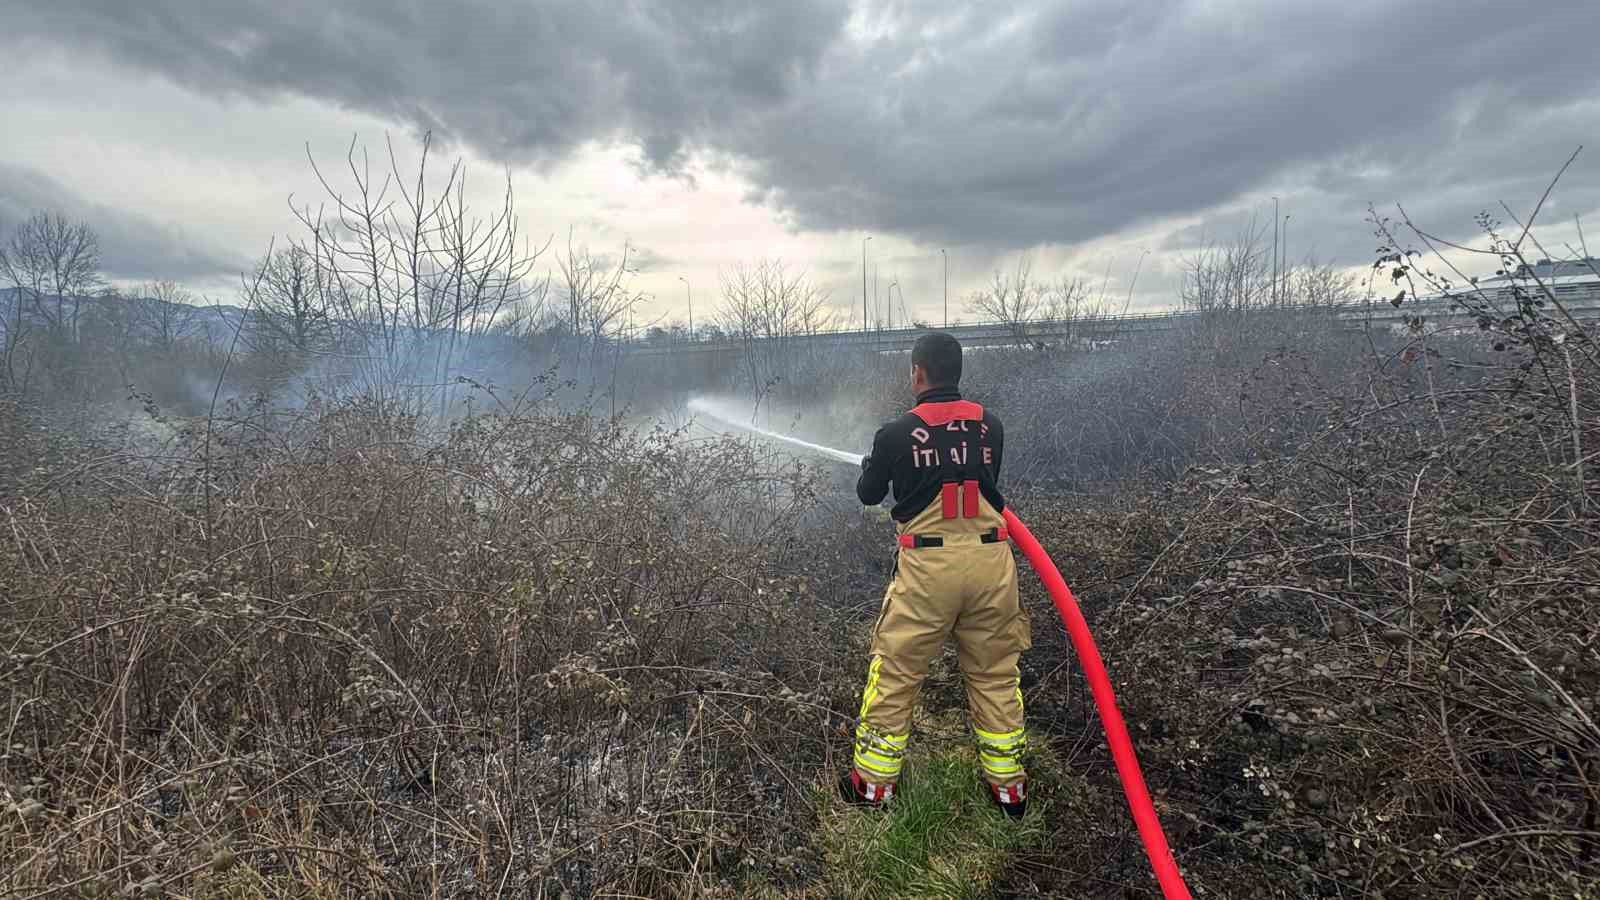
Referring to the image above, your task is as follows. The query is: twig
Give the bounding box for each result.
[1441,827,1600,857]
[1515,146,1583,253]
[1403,463,1429,680]
[1562,341,1587,516]
[205,240,274,553]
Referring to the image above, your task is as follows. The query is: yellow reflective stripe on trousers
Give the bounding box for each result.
[978,753,1024,771]
[978,755,1024,777]
[854,722,909,778]
[857,656,884,720]
[854,746,904,778]
[974,726,1027,778]
[856,726,908,752]
[974,726,1027,748]
[855,723,909,756]
[857,746,908,775]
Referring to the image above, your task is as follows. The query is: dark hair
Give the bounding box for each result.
[912,332,962,387]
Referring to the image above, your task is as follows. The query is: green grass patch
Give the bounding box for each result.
[819,720,1058,899]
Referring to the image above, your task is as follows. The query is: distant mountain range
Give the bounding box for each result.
[0,286,250,343]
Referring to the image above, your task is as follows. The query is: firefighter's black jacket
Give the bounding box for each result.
[856,386,1006,523]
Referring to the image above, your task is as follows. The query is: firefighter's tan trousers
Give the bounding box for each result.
[853,497,1031,789]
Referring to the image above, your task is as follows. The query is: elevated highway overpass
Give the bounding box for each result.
[629,280,1600,358]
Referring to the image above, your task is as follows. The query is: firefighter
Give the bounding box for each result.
[843,331,1031,818]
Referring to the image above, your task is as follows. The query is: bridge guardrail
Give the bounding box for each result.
[628,288,1600,357]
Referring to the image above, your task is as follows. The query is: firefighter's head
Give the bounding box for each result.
[911,332,962,395]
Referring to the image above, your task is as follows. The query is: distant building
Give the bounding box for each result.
[1479,257,1600,284]
[1470,257,1600,307]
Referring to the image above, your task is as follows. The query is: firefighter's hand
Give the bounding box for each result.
[860,454,872,472]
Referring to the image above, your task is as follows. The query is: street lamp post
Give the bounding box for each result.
[1272,196,1279,307]
[941,248,948,329]
[861,236,872,334]
[677,275,692,341]
[887,281,898,331]
[1282,214,1290,304]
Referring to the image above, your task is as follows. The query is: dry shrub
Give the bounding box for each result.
[6,197,1600,898]
[1016,298,1599,895]
[0,381,861,898]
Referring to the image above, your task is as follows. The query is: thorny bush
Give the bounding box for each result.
[1002,238,1600,896]
[0,380,869,897]
[4,219,1600,898]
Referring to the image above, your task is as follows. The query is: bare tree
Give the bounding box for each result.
[716,259,833,410]
[288,133,547,411]
[1179,222,1274,316]
[0,228,34,391]
[246,246,334,355]
[1042,274,1112,348]
[1287,256,1358,307]
[71,286,138,389]
[965,255,1047,343]
[0,212,103,391]
[555,233,639,367]
[135,280,202,352]
[965,257,1109,348]
[0,212,102,344]
[488,282,555,347]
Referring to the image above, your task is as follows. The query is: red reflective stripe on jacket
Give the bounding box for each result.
[898,534,917,549]
[909,400,984,426]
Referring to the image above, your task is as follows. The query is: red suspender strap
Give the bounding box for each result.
[910,401,987,522]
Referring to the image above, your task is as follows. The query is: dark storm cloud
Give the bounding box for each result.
[7,0,849,172]
[0,164,248,283]
[12,0,1600,263]
[726,0,1600,254]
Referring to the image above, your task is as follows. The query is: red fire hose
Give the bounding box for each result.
[1003,508,1194,900]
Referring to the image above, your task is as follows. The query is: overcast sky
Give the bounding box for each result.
[4,0,1598,325]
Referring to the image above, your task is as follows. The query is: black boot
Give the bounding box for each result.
[988,780,1027,819]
